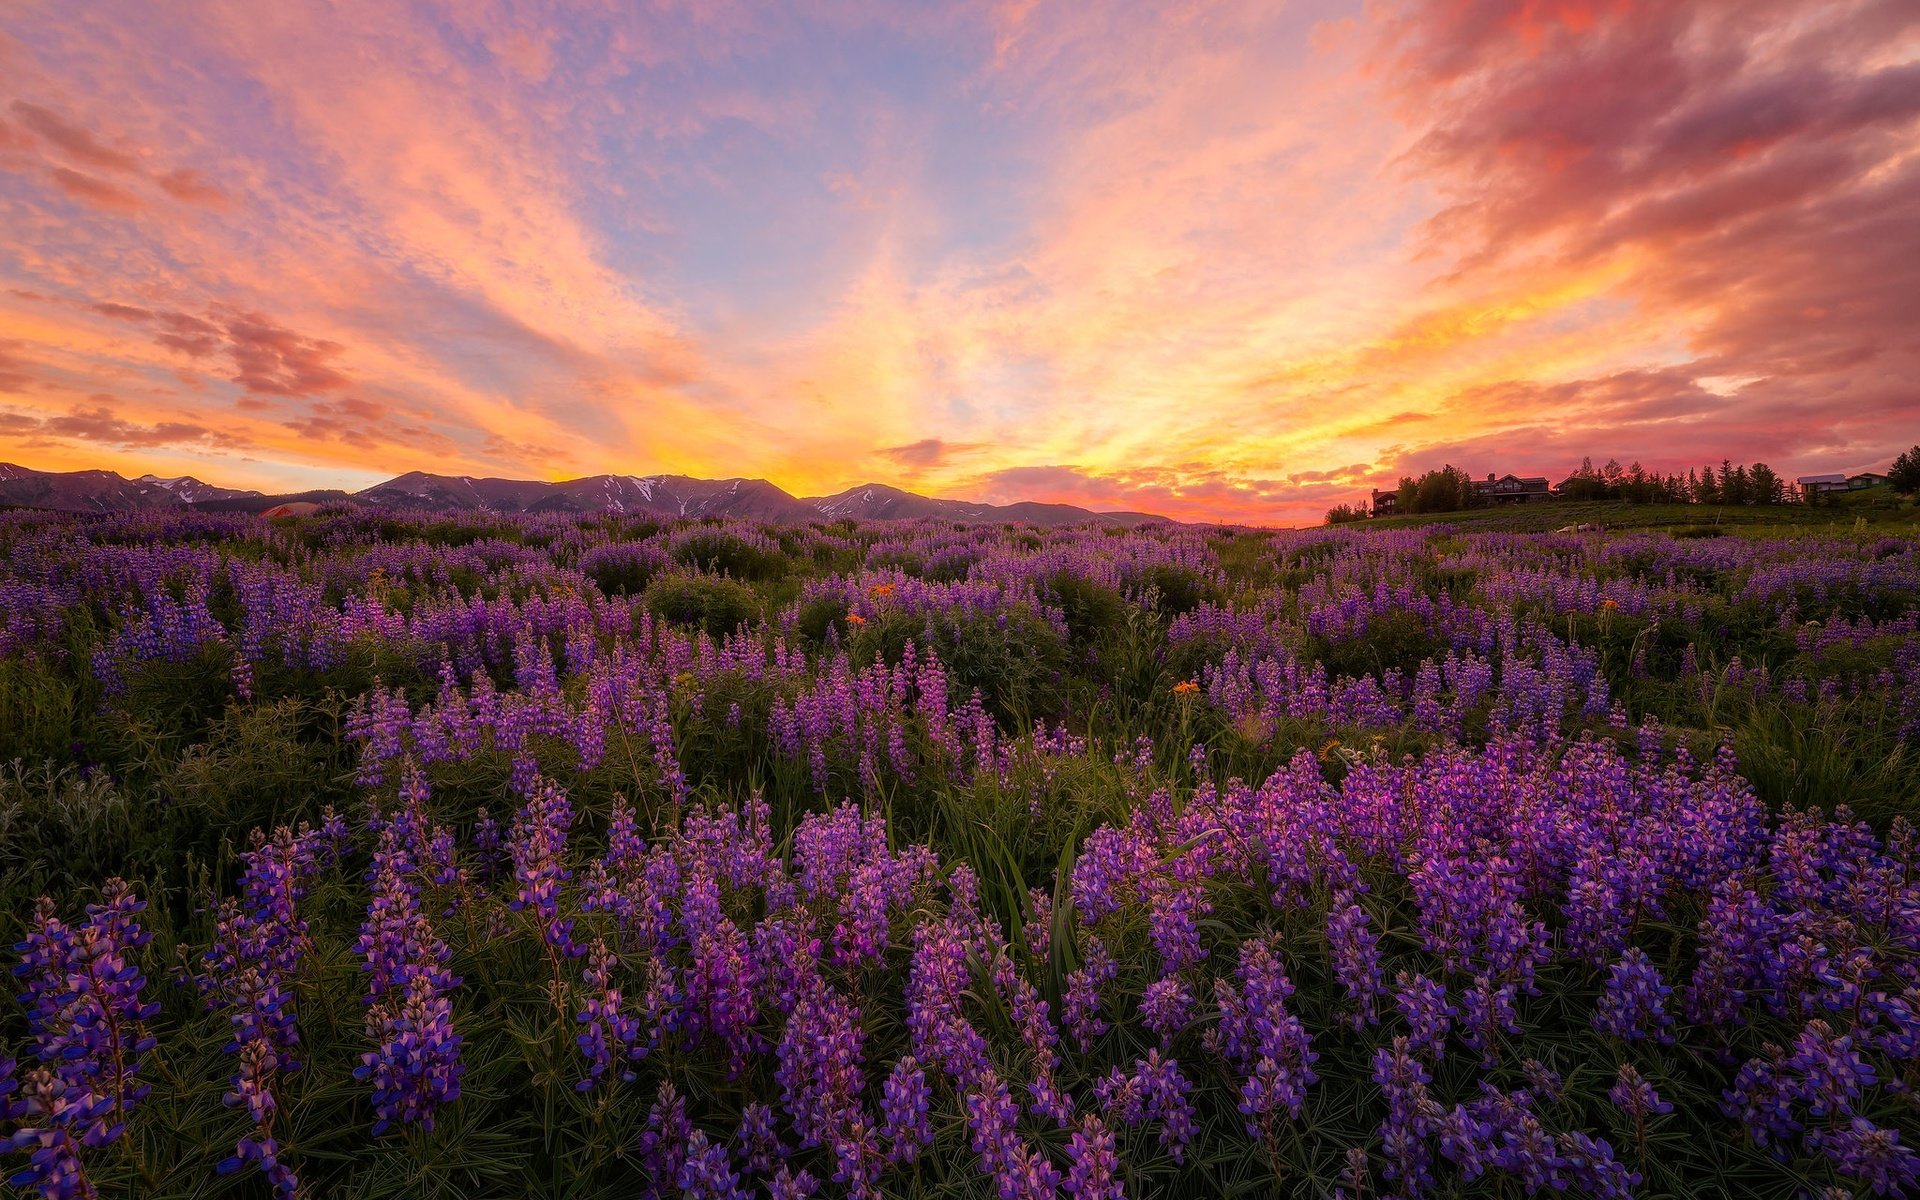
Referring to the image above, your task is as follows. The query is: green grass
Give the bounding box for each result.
[1361,495,1919,534]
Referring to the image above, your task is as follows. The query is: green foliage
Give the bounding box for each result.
[641,573,762,637]
[1891,444,1920,495]
[1393,463,1477,514]
[853,602,1071,722]
[581,550,659,597]
[1043,569,1127,648]
[669,530,789,580]
[1127,563,1217,616]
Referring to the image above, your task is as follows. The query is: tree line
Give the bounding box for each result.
[1325,446,1920,525]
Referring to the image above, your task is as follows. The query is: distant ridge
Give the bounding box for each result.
[0,462,1176,527]
[0,462,260,512]
[802,482,1166,528]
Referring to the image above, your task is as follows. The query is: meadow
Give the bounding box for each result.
[0,502,1916,1199]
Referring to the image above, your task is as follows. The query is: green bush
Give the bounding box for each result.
[1129,563,1218,615]
[856,603,1070,722]
[643,574,762,637]
[1044,570,1127,647]
[670,531,789,581]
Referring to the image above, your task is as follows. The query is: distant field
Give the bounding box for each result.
[1362,493,1918,534]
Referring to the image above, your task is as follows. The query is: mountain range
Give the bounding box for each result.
[0,463,1174,527]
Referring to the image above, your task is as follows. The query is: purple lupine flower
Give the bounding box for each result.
[637,1081,691,1200]
[1438,1085,1573,1194]
[774,981,866,1151]
[12,880,160,1153]
[1145,879,1209,974]
[1394,972,1455,1061]
[1460,976,1520,1068]
[1683,873,1774,1023]
[881,1057,934,1164]
[1723,1052,1801,1149]
[767,1166,819,1200]
[1521,1059,1564,1104]
[1592,949,1675,1043]
[507,776,583,962]
[1096,1051,1195,1164]
[1607,1063,1672,1122]
[1063,1114,1122,1200]
[1025,888,1054,960]
[735,1102,783,1174]
[1327,890,1386,1026]
[5,1067,97,1200]
[963,1069,1026,1194]
[354,970,464,1135]
[575,939,643,1091]
[1556,1129,1640,1200]
[1372,1039,1438,1195]
[692,920,764,1078]
[1783,1019,1876,1120]
[1062,938,1117,1052]
[678,1129,747,1200]
[214,1040,300,1197]
[906,921,991,1087]
[1212,936,1317,1139]
[1008,976,1074,1128]
[471,808,502,881]
[1811,1118,1920,1197]
[1337,1146,1370,1199]
[1138,976,1192,1045]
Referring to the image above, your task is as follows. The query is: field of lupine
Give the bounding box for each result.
[1,505,1917,1199]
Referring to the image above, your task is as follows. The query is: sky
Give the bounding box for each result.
[0,0,1915,525]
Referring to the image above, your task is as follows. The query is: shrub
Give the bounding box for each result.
[643,573,761,637]
[858,603,1070,721]
[579,541,665,596]
[1043,570,1127,648]
[669,530,789,581]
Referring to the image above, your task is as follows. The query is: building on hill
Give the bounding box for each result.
[1848,472,1889,490]
[1370,488,1398,516]
[1797,473,1849,500]
[1474,473,1553,504]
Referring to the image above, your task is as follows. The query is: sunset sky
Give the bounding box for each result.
[1,1,1915,524]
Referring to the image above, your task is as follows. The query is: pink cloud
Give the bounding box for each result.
[8,101,142,173]
[156,167,229,207]
[46,166,143,211]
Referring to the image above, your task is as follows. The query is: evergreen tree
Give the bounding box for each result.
[1891,446,1920,495]
[1724,463,1750,506]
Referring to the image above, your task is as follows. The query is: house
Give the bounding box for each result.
[1848,472,1889,491]
[1797,473,1849,500]
[1370,488,1398,517]
[1473,473,1553,504]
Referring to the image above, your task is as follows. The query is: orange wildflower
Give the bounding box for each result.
[868,583,896,598]
[846,611,867,625]
[1173,680,1200,696]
